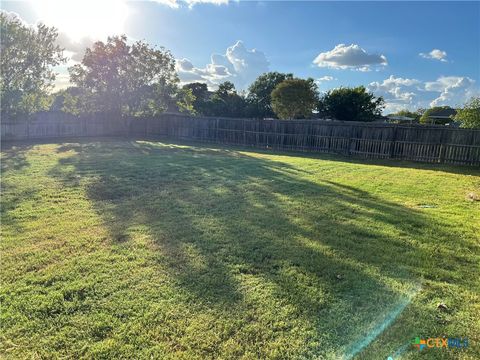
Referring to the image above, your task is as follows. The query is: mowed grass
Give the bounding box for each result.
[1,139,479,359]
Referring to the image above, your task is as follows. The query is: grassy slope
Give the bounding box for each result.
[1,139,479,359]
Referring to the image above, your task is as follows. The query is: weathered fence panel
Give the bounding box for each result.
[2,112,480,166]
[1,112,130,140]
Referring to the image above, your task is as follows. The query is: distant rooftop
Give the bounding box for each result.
[428,108,457,118]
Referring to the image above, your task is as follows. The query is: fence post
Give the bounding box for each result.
[439,143,446,163]
[83,116,87,136]
[144,116,148,138]
[243,119,246,145]
[438,128,447,163]
[347,125,354,155]
[26,115,30,140]
[389,126,398,159]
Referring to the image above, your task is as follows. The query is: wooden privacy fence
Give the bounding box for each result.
[1,112,128,139]
[130,114,480,166]
[2,112,480,166]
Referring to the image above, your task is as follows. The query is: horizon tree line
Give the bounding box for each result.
[1,13,478,128]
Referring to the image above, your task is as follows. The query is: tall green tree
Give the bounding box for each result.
[455,97,480,129]
[0,12,65,118]
[205,81,246,117]
[271,78,319,120]
[319,86,384,122]
[50,87,87,115]
[182,82,211,115]
[69,35,184,116]
[246,72,293,118]
[175,86,196,114]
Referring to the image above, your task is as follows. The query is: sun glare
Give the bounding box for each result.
[33,0,129,41]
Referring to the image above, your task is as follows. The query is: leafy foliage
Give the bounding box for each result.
[182,82,211,115]
[319,86,384,122]
[0,12,65,118]
[50,87,88,115]
[175,87,196,114]
[183,81,246,118]
[69,35,184,116]
[455,97,480,129]
[246,72,293,118]
[271,78,319,120]
[181,81,247,118]
[207,81,246,117]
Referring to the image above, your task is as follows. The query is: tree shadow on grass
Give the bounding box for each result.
[1,144,36,235]
[154,138,480,176]
[1,143,32,174]
[47,139,474,358]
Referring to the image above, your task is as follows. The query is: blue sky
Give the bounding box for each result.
[2,0,479,113]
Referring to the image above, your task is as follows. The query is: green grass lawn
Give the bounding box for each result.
[1,139,479,359]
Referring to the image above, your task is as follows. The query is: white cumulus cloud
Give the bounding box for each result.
[149,0,228,8]
[369,75,479,112]
[55,32,96,63]
[382,102,412,114]
[425,76,477,107]
[176,41,269,89]
[317,76,336,82]
[419,49,448,62]
[368,75,420,108]
[315,76,337,87]
[185,0,228,6]
[313,44,387,71]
